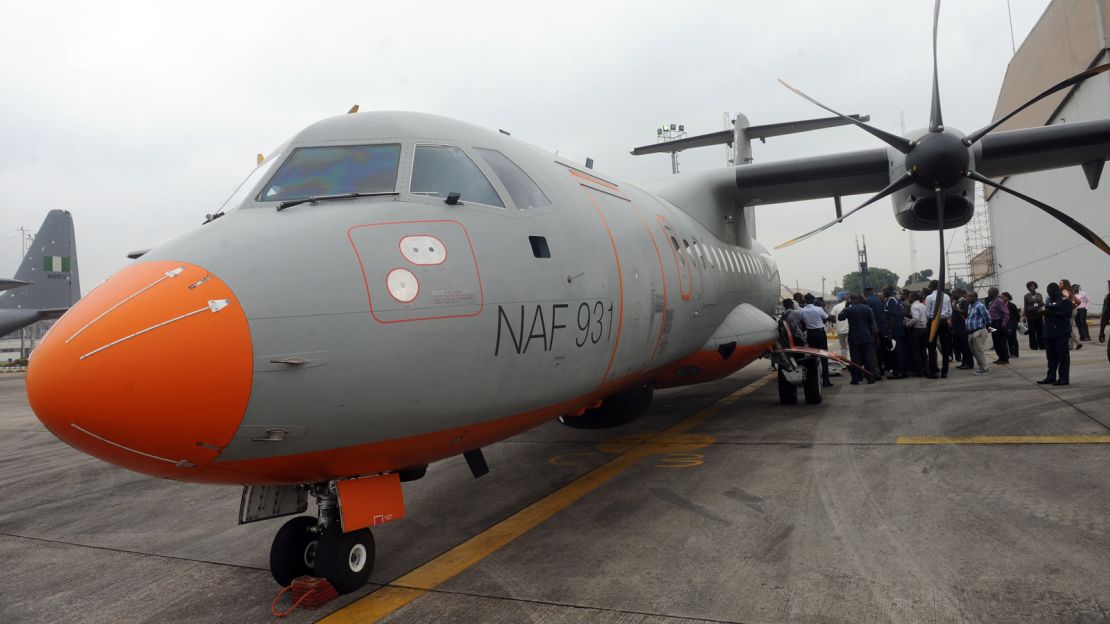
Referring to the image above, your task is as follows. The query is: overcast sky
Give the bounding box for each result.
[0,0,1051,294]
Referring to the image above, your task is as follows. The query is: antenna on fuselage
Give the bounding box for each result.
[347,104,359,114]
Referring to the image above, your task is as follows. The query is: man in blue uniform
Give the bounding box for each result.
[883,286,906,378]
[1038,282,1073,386]
[864,287,887,379]
[838,293,878,385]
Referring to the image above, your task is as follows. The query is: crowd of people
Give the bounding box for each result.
[781,278,1105,387]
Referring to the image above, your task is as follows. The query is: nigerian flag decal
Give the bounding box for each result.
[43,256,70,272]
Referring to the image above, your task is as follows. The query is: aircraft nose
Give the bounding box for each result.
[26,260,253,479]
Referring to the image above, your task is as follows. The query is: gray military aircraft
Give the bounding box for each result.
[1,210,81,339]
[23,3,1110,595]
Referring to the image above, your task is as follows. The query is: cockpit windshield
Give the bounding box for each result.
[213,142,289,216]
[258,144,401,202]
[410,145,504,208]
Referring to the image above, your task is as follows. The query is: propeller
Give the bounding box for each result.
[928,186,946,343]
[965,170,1110,254]
[775,0,1110,319]
[928,0,943,133]
[774,172,913,250]
[776,80,915,154]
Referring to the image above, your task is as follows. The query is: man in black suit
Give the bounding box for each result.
[838,293,878,385]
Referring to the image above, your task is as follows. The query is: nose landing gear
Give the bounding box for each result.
[313,527,375,594]
[269,515,320,586]
[267,484,377,594]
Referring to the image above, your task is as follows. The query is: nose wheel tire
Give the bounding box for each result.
[777,369,798,405]
[313,528,375,594]
[269,516,320,587]
[802,359,824,404]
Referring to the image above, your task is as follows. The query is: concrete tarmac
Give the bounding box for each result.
[2,344,1109,623]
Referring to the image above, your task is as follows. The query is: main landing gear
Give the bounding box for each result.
[267,484,376,594]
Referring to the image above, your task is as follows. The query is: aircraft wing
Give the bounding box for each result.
[34,307,72,319]
[729,119,1110,207]
[0,278,31,293]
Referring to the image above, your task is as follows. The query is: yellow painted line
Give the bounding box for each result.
[321,374,773,623]
[897,435,1110,445]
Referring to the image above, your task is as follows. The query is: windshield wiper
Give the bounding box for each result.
[276,191,399,212]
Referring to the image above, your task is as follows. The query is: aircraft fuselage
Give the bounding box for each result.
[26,112,779,486]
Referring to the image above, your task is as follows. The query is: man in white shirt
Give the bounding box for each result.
[923,281,953,378]
[800,293,833,387]
[908,291,929,377]
[830,292,849,359]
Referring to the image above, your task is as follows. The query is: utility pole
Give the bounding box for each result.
[18,226,31,359]
[655,122,687,174]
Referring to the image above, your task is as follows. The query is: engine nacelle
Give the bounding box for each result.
[891,178,975,231]
[887,128,976,231]
[558,383,654,429]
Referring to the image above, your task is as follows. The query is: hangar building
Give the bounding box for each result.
[986,0,1109,315]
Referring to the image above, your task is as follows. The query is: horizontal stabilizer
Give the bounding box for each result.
[631,114,869,156]
[0,278,30,293]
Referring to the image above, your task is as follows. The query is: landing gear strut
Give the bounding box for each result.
[267,483,376,594]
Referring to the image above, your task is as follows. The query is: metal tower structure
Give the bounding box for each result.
[655,122,687,174]
[856,235,870,288]
[964,183,998,293]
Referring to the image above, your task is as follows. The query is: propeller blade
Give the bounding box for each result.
[966,170,1110,254]
[775,172,915,250]
[777,79,916,154]
[963,62,1110,145]
[928,0,943,132]
[928,187,946,343]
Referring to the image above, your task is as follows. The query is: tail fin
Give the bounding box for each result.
[2,210,80,312]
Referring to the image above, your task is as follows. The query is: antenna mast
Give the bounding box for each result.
[655,122,687,174]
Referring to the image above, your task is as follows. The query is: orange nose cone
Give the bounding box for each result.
[27,260,253,480]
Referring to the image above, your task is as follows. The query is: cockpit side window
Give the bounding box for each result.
[410,145,504,208]
[474,148,551,209]
[257,144,401,202]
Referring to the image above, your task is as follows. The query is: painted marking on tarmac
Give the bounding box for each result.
[655,453,705,468]
[320,373,773,623]
[897,435,1110,445]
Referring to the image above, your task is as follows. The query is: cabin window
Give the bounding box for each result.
[683,239,696,268]
[528,236,551,258]
[411,145,504,208]
[475,148,551,209]
[258,144,400,202]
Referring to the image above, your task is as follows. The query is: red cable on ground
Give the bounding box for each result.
[271,585,316,618]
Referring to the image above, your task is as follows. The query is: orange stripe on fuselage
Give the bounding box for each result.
[208,343,770,485]
[656,215,692,301]
[628,200,668,367]
[580,186,624,388]
[566,168,621,192]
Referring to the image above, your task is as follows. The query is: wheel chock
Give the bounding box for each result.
[271,576,339,616]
